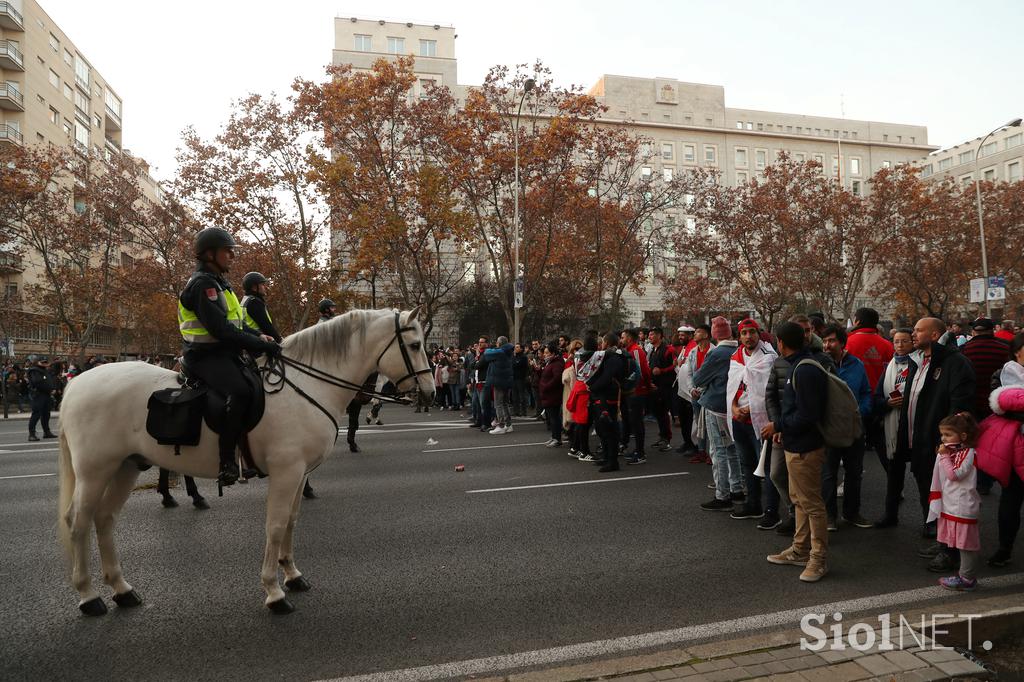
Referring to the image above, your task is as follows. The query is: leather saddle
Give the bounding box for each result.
[175,359,266,436]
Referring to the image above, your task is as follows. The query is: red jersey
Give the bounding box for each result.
[845,328,893,392]
[625,342,653,396]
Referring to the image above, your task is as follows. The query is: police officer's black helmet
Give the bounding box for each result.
[318,299,336,315]
[193,227,236,258]
[242,272,268,293]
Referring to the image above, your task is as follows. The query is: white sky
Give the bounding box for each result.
[41,0,1024,182]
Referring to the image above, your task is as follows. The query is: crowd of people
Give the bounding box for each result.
[442,309,1024,588]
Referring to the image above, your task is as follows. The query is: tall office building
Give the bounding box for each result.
[331,16,935,333]
[917,124,1024,186]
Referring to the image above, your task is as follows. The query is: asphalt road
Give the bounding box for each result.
[0,407,1020,681]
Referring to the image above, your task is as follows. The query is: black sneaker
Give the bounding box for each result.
[730,492,746,504]
[28,433,40,442]
[651,439,668,449]
[42,432,57,439]
[928,551,957,573]
[988,548,1012,567]
[757,512,781,530]
[873,516,898,529]
[626,454,647,465]
[775,517,796,535]
[917,542,941,558]
[730,504,764,520]
[676,444,697,456]
[701,498,733,511]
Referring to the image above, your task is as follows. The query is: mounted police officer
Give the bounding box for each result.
[240,272,282,343]
[317,299,337,324]
[178,228,281,485]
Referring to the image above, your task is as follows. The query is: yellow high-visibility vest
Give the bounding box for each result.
[240,294,272,334]
[178,285,243,343]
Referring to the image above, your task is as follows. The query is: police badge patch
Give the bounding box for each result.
[206,288,218,301]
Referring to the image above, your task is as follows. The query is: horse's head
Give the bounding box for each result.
[377,306,435,403]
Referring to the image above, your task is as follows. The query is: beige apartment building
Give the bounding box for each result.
[1,0,158,359]
[331,17,936,334]
[916,124,1024,186]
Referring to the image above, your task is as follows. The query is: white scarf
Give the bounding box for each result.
[725,340,777,438]
[1000,360,1024,387]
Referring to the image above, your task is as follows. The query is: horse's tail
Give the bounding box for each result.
[57,428,75,567]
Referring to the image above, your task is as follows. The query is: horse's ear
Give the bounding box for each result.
[404,305,424,326]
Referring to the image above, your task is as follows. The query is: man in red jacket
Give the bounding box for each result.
[620,327,653,464]
[845,307,893,392]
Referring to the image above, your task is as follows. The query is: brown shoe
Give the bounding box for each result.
[800,559,829,582]
[767,547,809,566]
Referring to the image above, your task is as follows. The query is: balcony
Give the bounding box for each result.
[0,40,23,70]
[0,251,23,274]
[0,81,23,110]
[0,122,21,146]
[0,2,24,31]
[104,103,121,131]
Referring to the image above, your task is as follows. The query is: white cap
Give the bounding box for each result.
[677,324,695,332]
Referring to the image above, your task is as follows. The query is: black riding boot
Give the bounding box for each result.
[303,479,317,499]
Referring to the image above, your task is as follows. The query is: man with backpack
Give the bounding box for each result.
[761,322,831,582]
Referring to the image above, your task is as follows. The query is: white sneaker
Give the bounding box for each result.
[489,426,508,435]
[505,424,514,433]
[491,420,498,427]
[543,438,557,447]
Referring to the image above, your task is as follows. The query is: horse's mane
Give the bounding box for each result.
[282,309,383,366]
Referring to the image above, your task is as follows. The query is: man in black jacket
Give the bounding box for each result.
[26,356,57,442]
[761,322,829,583]
[586,333,628,473]
[647,327,676,451]
[893,317,975,571]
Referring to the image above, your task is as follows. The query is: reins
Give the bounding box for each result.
[257,312,424,438]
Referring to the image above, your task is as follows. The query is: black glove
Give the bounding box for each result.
[262,342,282,358]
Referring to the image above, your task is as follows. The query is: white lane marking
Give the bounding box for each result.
[467,472,691,493]
[0,448,59,455]
[0,473,55,480]
[0,441,58,447]
[321,571,1024,682]
[360,423,545,436]
[424,441,551,453]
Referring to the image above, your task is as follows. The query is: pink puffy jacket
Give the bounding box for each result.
[976,386,1024,487]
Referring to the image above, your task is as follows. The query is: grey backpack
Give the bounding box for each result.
[792,359,862,448]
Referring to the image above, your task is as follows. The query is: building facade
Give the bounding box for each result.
[916,124,1024,186]
[1,0,159,359]
[330,16,935,334]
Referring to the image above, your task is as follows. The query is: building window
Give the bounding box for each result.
[49,33,59,52]
[745,122,752,130]
[883,134,889,142]
[640,166,652,179]
[958,150,974,165]
[881,160,891,169]
[1006,133,1022,150]
[74,89,89,116]
[685,217,696,232]
[63,83,72,101]
[1008,161,1021,183]
[755,149,767,170]
[420,39,436,57]
[63,119,72,138]
[813,153,824,167]
[94,114,101,129]
[49,69,60,88]
[786,125,793,132]
[704,145,717,165]
[920,164,933,178]
[63,48,73,67]
[735,147,748,166]
[937,157,953,171]
[832,156,840,175]
[842,130,849,139]
[851,180,862,196]
[49,107,59,125]
[736,121,743,129]
[104,90,121,118]
[850,157,861,175]
[796,126,803,134]
[73,120,89,149]
[960,174,974,187]
[683,144,696,163]
[795,152,806,162]
[981,142,997,158]
[386,37,405,54]
[983,167,996,181]
[353,34,371,51]
[736,171,748,185]
[661,142,674,161]
[757,123,764,131]
[663,167,674,182]
[74,56,90,90]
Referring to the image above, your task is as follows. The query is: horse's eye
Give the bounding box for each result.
[410,342,421,352]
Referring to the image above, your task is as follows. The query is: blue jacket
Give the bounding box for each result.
[692,341,736,414]
[778,349,828,454]
[480,344,514,389]
[837,352,872,417]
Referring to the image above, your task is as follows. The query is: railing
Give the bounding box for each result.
[0,123,22,144]
[0,81,23,107]
[104,103,121,123]
[0,40,23,67]
[0,251,23,272]
[0,2,24,28]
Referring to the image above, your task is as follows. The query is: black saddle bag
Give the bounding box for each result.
[146,386,208,447]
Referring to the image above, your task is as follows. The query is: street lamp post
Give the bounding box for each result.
[512,78,535,344]
[974,117,1022,317]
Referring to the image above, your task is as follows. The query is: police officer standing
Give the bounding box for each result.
[26,355,57,442]
[178,228,280,485]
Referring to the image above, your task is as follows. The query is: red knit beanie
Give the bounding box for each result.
[711,316,732,341]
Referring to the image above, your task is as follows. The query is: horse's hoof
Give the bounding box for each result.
[161,495,178,508]
[285,576,311,592]
[267,598,294,614]
[79,597,108,616]
[192,497,210,510]
[112,589,143,608]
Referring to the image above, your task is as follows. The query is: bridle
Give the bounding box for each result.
[374,311,433,390]
[260,311,430,437]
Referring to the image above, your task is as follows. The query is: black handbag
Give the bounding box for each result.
[146,386,208,448]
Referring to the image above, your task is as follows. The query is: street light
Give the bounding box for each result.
[512,77,535,344]
[975,117,1022,317]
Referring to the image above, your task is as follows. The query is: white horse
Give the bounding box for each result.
[57,307,434,615]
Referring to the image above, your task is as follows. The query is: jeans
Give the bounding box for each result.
[544,404,562,442]
[732,420,763,510]
[480,385,494,426]
[570,417,591,454]
[999,470,1024,552]
[787,448,828,562]
[447,384,460,408]
[823,436,865,521]
[706,412,742,501]
[493,387,511,427]
[591,400,619,467]
[678,398,696,449]
[470,386,482,424]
